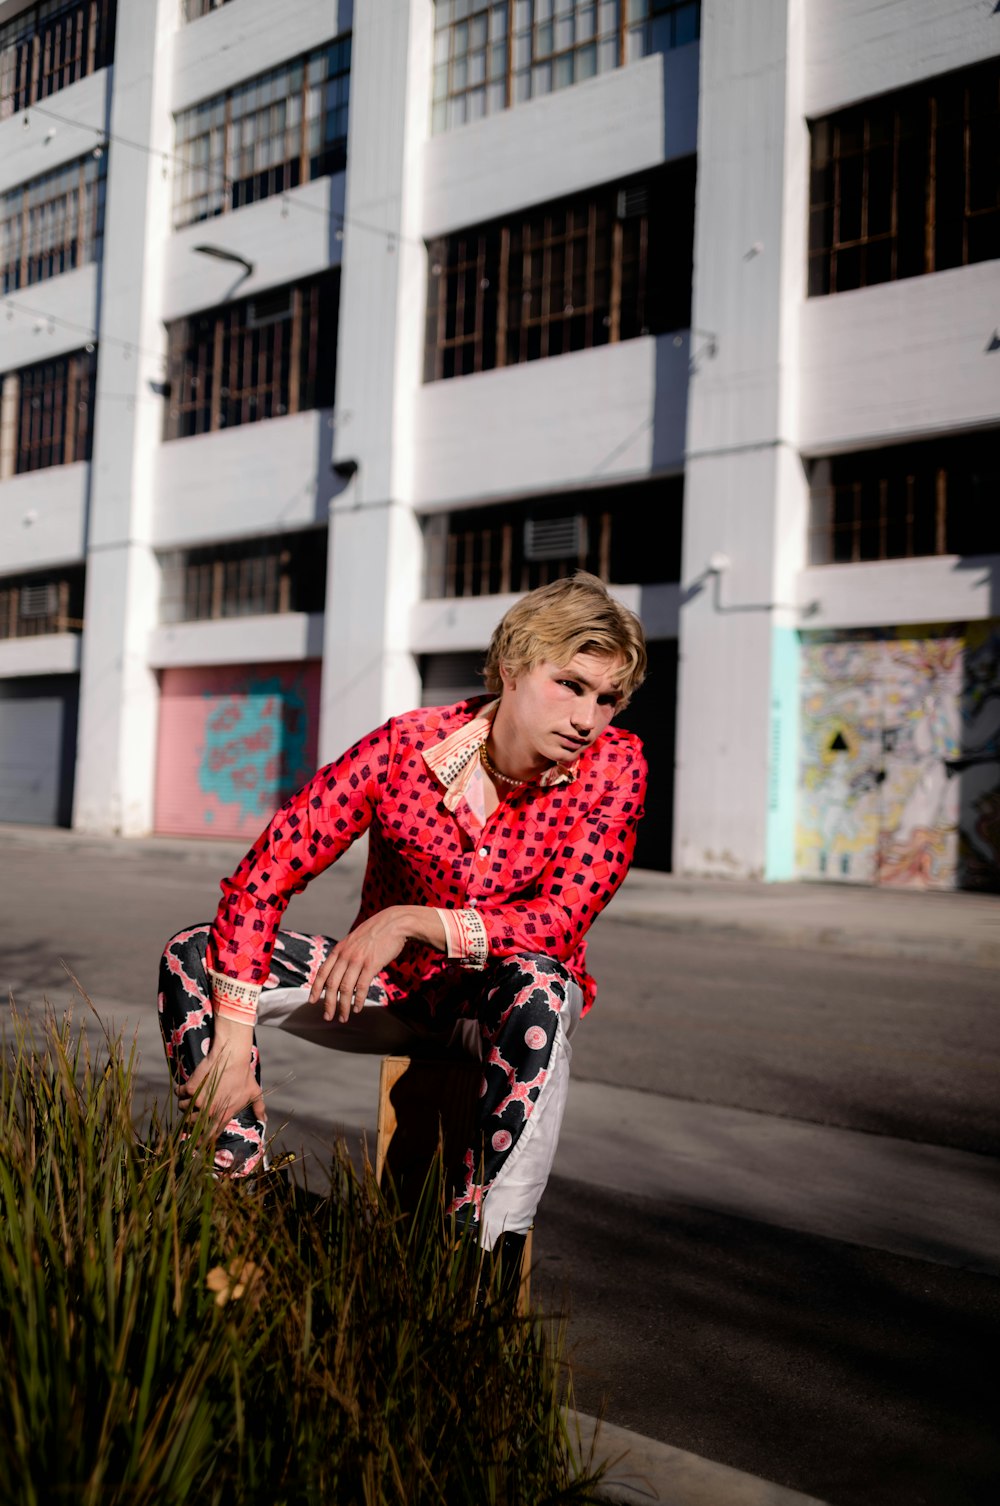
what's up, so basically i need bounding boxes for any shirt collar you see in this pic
[423,698,578,810]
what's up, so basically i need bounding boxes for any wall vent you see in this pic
[247,288,293,328]
[523,515,587,562]
[19,583,59,619]
[616,185,649,220]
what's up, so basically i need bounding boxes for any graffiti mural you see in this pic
[797,623,1000,892]
[155,663,321,840]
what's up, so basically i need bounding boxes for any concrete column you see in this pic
[72,0,176,834]
[0,374,19,481]
[673,0,808,880]
[319,0,431,757]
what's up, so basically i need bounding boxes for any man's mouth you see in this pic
[557,733,588,751]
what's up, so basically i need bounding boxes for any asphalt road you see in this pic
[2,830,998,1506]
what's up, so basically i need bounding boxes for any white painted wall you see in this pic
[171,0,353,112]
[73,0,178,835]
[675,0,808,880]
[800,555,1000,631]
[0,463,89,571]
[162,175,345,322]
[320,0,430,754]
[1,264,99,370]
[411,334,688,509]
[153,408,341,548]
[410,581,680,655]
[0,633,81,678]
[0,68,106,195]
[421,45,698,237]
[321,495,424,760]
[804,0,1000,116]
[148,612,325,669]
[798,261,1000,454]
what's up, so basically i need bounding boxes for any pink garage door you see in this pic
[155,662,321,840]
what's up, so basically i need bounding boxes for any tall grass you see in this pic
[0,1008,603,1505]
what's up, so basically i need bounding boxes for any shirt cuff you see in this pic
[436,907,489,970]
[208,968,262,1025]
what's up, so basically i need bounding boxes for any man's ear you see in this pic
[498,661,516,692]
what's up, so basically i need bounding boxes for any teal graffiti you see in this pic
[198,676,309,819]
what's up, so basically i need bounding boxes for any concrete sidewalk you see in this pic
[3,821,997,968]
[577,1414,829,1506]
[611,868,1000,970]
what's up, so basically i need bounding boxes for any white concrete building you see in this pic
[0,0,997,890]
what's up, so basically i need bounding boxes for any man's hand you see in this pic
[309,906,445,1022]
[176,1016,264,1127]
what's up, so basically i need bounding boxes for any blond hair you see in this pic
[483,572,647,706]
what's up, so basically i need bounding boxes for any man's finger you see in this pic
[310,950,337,1005]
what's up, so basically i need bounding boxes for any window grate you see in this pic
[425,160,695,381]
[524,515,587,561]
[19,583,59,618]
[430,0,700,135]
[164,272,338,440]
[172,34,351,228]
[0,0,117,119]
[808,57,1000,297]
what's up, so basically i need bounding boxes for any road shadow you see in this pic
[534,1176,1000,1506]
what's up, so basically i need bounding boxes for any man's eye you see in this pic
[559,680,581,693]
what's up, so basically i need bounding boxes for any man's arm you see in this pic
[307,905,447,1022]
[205,716,399,1023]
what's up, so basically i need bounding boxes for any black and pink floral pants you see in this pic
[157,926,582,1248]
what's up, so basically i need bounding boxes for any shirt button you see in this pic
[478,847,489,858]
[468,897,478,908]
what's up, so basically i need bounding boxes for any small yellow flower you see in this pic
[206,1258,263,1309]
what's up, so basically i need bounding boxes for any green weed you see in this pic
[0,1008,603,1505]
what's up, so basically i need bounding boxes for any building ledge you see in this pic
[0,633,81,679]
[411,582,679,652]
[148,612,324,669]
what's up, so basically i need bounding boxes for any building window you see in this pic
[423,478,683,596]
[182,0,236,21]
[0,566,84,639]
[431,0,699,132]
[164,273,338,441]
[0,153,106,294]
[809,58,1000,296]
[158,530,327,622]
[172,36,351,228]
[12,348,96,473]
[809,432,1000,564]
[425,161,694,379]
[0,0,116,118]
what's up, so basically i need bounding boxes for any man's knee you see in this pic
[490,952,573,997]
[161,923,211,963]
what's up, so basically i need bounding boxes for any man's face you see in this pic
[499,650,624,765]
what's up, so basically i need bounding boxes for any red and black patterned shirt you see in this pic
[206,696,647,1024]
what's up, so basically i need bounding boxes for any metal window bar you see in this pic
[808,57,1000,297]
[430,0,699,133]
[172,36,351,229]
[0,0,115,119]
[0,152,106,292]
[428,166,685,380]
[182,0,236,21]
[164,272,337,440]
[809,433,1000,563]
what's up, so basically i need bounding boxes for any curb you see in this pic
[572,1413,830,1506]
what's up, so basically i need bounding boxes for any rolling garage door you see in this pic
[154,662,322,841]
[0,675,79,826]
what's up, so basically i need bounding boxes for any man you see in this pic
[158,571,647,1265]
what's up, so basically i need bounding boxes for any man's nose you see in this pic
[572,697,597,731]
